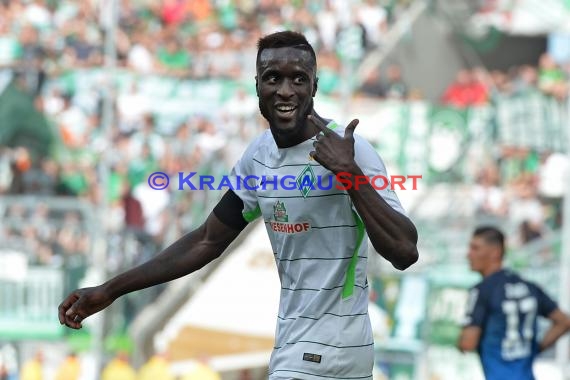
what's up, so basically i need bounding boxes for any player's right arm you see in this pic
[58,190,248,329]
[457,287,486,353]
[457,326,482,353]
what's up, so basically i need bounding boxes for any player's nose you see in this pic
[276,79,294,98]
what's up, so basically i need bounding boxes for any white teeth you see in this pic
[276,106,295,112]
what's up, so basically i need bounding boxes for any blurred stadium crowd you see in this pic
[0,0,569,379]
[0,0,412,81]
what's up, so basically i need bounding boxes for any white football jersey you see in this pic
[230,121,406,380]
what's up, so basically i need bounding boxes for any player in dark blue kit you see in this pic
[458,226,570,380]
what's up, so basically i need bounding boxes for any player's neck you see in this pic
[481,264,503,278]
[272,110,327,148]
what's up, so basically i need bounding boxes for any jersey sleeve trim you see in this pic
[328,120,339,130]
[243,203,262,222]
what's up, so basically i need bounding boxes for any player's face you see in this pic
[257,47,317,146]
[467,236,491,273]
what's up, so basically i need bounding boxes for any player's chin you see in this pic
[272,119,300,134]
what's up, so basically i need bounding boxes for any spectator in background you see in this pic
[56,161,89,197]
[316,1,339,52]
[223,88,258,120]
[117,82,150,134]
[7,147,32,194]
[489,69,513,96]
[161,0,188,26]
[126,32,155,74]
[508,173,545,240]
[194,118,227,160]
[538,152,569,229]
[0,363,15,380]
[19,351,44,380]
[127,143,159,188]
[0,16,20,67]
[442,69,473,107]
[20,159,58,195]
[512,65,538,95]
[470,67,491,104]
[65,28,100,67]
[519,220,542,244]
[0,149,13,194]
[187,0,213,22]
[132,170,170,240]
[137,353,174,380]
[382,64,408,100]
[15,24,45,96]
[23,0,52,31]
[359,68,385,98]
[472,164,508,220]
[357,0,388,49]
[156,37,191,76]
[101,353,136,380]
[122,182,145,232]
[56,94,89,148]
[537,53,568,100]
[128,114,165,161]
[54,353,80,380]
[42,87,65,116]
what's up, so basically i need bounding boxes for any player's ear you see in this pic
[492,245,502,262]
[313,76,318,96]
[255,76,259,97]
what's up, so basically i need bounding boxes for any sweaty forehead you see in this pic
[258,47,315,71]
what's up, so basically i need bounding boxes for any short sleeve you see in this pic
[534,284,558,318]
[353,134,407,216]
[228,136,262,222]
[462,287,488,328]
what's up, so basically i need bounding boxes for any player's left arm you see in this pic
[535,285,570,352]
[309,116,418,270]
[538,309,570,352]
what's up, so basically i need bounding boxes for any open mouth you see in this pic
[275,104,297,119]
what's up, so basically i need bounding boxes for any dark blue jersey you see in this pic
[462,269,558,380]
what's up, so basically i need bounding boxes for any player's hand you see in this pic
[58,286,114,329]
[308,115,359,174]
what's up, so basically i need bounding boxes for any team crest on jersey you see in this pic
[273,201,288,222]
[271,200,311,234]
[296,164,316,198]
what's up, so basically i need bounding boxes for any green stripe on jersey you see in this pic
[342,210,365,299]
[242,204,261,222]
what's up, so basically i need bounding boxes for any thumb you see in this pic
[344,119,359,138]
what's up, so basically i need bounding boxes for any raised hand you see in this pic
[308,115,360,174]
[58,286,114,329]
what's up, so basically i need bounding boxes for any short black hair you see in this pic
[473,226,505,257]
[256,31,317,70]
